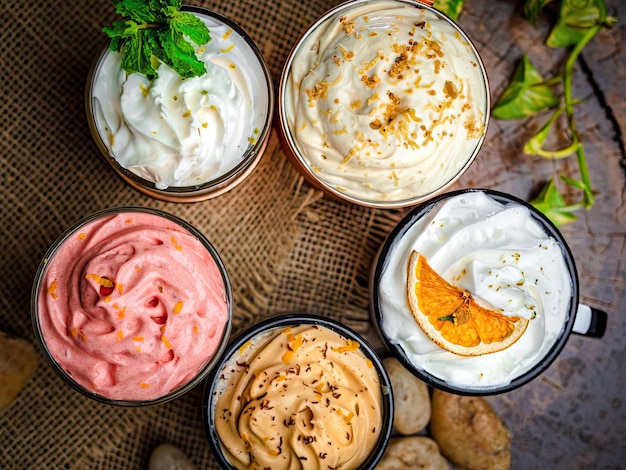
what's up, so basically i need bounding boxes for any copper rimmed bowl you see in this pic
[278,0,490,208]
[86,6,274,202]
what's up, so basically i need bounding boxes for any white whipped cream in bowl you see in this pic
[86,6,273,202]
[370,189,582,395]
[278,0,489,208]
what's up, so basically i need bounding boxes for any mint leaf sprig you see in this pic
[103,0,211,80]
[492,0,617,227]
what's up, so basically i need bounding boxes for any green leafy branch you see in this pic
[103,0,211,80]
[492,0,616,226]
[435,0,616,226]
[434,0,465,21]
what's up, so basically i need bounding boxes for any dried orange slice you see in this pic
[406,250,529,356]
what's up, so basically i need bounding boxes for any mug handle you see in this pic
[572,304,607,338]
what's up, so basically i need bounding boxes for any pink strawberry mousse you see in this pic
[37,211,229,401]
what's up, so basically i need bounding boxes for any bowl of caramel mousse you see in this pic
[203,314,393,469]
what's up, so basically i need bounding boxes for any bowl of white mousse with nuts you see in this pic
[278,0,489,208]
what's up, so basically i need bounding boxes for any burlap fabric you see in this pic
[2,0,625,468]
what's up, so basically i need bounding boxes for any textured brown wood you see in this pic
[453,2,626,469]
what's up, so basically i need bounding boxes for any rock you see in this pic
[148,443,198,470]
[383,356,431,434]
[0,331,38,411]
[430,389,511,470]
[377,436,449,470]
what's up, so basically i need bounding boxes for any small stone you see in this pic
[383,356,431,434]
[0,331,38,410]
[377,436,449,470]
[430,389,511,470]
[148,443,198,470]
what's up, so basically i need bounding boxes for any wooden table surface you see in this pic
[447,1,626,468]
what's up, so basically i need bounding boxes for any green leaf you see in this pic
[170,11,211,46]
[159,29,206,79]
[524,108,562,155]
[546,0,609,48]
[113,0,181,22]
[437,314,455,323]
[114,0,158,23]
[102,0,210,79]
[523,106,580,158]
[108,36,125,52]
[530,179,579,226]
[492,54,560,120]
[120,30,158,78]
[518,0,615,223]
[547,21,591,48]
[560,175,588,192]
[102,19,130,41]
[434,0,465,21]
[523,0,555,26]
[143,28,165,62]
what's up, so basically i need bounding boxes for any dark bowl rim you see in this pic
[202,313,394,469]
[370,188,580,396]
[276,0,491,209]
[85,5,275,199]
[30,205,234,406]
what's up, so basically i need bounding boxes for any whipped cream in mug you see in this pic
[283,0,488,203]
[91,12,270,189]
[378,191,573,389]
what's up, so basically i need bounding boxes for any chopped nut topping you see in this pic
[361,74,380,88]
[339,16,355,36]
[305,81,330,106]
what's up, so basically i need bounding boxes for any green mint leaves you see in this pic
[103,0,211,80]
